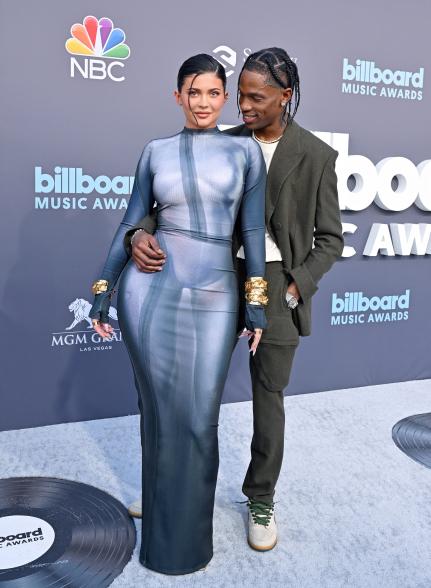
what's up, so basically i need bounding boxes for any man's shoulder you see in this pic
[221,124,251,137]
[295,122,337,161]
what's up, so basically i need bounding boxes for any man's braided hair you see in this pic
[238,47,300,122]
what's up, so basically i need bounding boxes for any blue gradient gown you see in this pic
[91,126,266,574]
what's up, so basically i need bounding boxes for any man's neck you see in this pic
[253,121,288,143]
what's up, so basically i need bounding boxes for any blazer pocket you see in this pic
[281,275,301,336]
[291,306,300,332]
[261,314,299,346]
[281,277,290,310]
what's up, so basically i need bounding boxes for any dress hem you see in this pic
[139,554,213,575]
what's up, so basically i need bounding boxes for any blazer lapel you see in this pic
[265,120,304,224]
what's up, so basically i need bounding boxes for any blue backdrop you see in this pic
[0,0,430,431]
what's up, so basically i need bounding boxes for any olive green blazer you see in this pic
[124,120,343,337]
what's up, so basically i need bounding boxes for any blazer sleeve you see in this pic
[123,209,158,256]
[288,152,344,301]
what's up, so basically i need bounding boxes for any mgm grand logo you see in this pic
[51,298,122,351]
[0,527,44,548]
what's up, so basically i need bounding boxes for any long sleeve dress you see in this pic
[90,126,266,574]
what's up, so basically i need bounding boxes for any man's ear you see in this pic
[282,87,293,104]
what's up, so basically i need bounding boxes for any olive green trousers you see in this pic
[237,260,299,503]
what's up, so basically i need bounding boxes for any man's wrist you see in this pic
[285,291,299,310]
[131,229,144,246]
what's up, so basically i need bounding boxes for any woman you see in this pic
[89,54,268,575]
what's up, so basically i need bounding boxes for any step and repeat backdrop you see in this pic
[1,1,430,430]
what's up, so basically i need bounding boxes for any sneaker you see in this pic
[127,497,142,518]
[247,499,277,551]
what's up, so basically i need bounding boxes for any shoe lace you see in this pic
[248,500,274,527]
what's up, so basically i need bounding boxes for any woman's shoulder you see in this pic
[146,131,182,149]
[138,132,182,161]
[219,132,257,154]
[230,135,262,163]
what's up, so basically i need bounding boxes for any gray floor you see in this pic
[1,379,431,588]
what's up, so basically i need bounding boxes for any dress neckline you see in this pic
[182,126,220,135]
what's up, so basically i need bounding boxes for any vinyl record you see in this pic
[392,412,431,468]
[0,477,136,586]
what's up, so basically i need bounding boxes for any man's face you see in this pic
[238,69,291,131]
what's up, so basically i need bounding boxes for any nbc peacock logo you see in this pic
[65,16,130,83]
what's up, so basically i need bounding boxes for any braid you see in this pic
[237,47,300,122]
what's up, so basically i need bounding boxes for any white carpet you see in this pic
[1,379,431,587]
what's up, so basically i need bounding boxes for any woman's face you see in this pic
[175,73,228,129]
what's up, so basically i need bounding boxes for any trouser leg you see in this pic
[242,343,297,503]
[237,260,299,503]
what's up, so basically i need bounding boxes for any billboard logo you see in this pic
[0,516,55,570]
[66,16,130,82]
[330,289,410,326]
[341,58,424,101]
[34,166,134,211]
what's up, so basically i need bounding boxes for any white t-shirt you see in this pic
[237,136,283,262]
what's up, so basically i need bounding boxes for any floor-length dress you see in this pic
[94,126,266,574]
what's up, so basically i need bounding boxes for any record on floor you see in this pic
[0,477,136,586]
[392,412,431,468]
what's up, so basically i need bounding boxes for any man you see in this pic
[123,48,343,551]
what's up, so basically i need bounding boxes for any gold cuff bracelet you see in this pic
[91,279,109,295]
[244,277,268,306]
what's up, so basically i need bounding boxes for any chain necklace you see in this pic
[252,130,283,144]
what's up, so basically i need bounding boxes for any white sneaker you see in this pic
[127,497,142,518]
[247,499,277,551]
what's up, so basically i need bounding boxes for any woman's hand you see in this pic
[243,303,266,356]
[249,328,262,355]
[240,327,263,356]
[92,319,114,340]
[89,290,113,337]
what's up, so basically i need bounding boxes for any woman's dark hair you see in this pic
[177,53,227,92]
[238,47,300,122]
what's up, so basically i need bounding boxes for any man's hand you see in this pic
[132,230,166,273]
[287,281,301,301]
